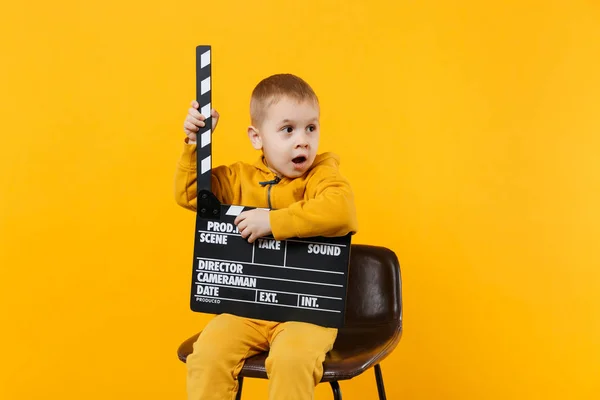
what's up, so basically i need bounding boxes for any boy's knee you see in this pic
[188,315,244,365]
[266,348,325,385]
[194,314,244,347]
[187,338,228,372]
[190,336,227,360]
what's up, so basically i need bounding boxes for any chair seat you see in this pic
[177,321,401,382]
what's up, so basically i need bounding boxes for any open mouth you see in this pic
[292,156,307,165]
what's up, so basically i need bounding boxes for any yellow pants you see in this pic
[186,313,337,400]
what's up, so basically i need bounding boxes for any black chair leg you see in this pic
[374,364,387,400]
[235,376,244,400]
[329,380,342,400]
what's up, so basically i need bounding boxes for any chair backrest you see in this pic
[343,244,402,328]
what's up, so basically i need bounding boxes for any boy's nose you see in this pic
[295,134,309,148]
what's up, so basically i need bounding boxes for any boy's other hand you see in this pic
[234,209,272,243]
[183,100,220,144]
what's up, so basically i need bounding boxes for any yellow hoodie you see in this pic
[174,143,358,240]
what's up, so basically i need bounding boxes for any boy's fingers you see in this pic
[184,121,200,132]
[189,108,204,120]
[234,213,246,225]
[186,116,205,128]
[211,109,220,131]
[183,121,198,132]
[191,100,199,109]
[237,220,247,231]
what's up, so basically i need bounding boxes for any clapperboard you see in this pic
[190,46,351,328]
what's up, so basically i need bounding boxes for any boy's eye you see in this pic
[282,126,293,133]
[307,125,316,132]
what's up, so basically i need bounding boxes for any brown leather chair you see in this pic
[177,244,402,400]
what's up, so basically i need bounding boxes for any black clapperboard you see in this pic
[190,46,351,328]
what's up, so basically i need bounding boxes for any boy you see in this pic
[175,74,358,400]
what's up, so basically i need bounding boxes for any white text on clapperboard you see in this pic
[195,219,344,312]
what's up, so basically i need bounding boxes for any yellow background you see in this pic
[1,0,599,399]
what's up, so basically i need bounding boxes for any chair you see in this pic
[177,244,402,400]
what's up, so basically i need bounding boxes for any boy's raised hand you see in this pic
[234,209,272,243]
[183,100,220,144]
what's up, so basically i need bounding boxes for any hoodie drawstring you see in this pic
[259,176,281,209]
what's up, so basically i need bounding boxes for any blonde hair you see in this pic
[250,74,319,126]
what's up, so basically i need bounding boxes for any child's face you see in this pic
[249,96,320,179]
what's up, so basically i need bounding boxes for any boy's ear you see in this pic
[247,126,262,150]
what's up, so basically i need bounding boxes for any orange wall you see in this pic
[1,1,599,399]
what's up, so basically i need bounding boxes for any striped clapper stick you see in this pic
[195,45,221,220]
